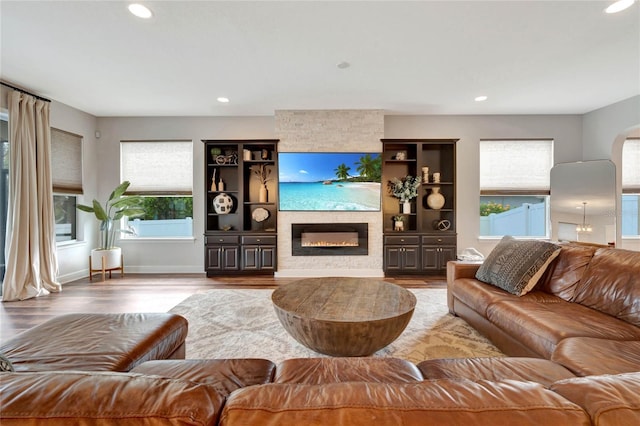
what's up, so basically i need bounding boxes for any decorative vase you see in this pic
[213,193,234,214]
[402,200,411,214]
[394,220,404,231]
[427,187,445,210]
[259,185,268,203]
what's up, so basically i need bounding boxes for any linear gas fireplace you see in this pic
[292,223,368,256]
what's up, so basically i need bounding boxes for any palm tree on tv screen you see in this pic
[334,163,351,181]
[356,154,381,181]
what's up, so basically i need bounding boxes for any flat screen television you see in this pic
[278,152,381,211]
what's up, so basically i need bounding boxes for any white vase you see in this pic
[91,247,122,270]
[427,187,445,210]
[402,200,411,214]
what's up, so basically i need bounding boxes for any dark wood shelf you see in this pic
[382,139,457,276]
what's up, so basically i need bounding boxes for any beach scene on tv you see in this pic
[278,152,382,211]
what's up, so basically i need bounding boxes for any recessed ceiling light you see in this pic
[475,95,488,102]
[217,97,230,103]
[336,61,350,69]
[605,0,635,13]
[128,3,153,19]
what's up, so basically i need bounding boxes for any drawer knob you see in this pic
[437,238,442,242]
[219,238,224,242]
[256,239,261,242]
[400,239,405,242]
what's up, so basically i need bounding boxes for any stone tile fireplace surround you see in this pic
[275,110,384,277]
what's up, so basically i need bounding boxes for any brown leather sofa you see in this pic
[447,244,640,376]
[1,356,639,425]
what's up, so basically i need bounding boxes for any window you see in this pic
[120,140,193,238]
[51,128,83,242]
[479,140,553,238]
[622,138,640,238]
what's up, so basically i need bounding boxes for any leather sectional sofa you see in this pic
[447,243,640,376]
[1,243,639,425]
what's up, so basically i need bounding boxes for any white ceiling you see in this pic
[1,1,639,117]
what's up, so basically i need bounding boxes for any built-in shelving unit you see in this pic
[381,139,458,275]
[202,139,279,276]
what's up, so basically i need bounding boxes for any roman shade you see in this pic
[480,140,553,194]
[120,140,193,195]
[51,128,83,194]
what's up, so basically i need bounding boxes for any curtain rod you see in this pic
[1,81,51,103]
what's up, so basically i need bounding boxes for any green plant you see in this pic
[392,215,406,222]
[480,201,511,216]
[388,175,422,201]
[77,181,145,249]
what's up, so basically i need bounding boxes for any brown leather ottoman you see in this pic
[418,357,575,387]
[0,313,188,372]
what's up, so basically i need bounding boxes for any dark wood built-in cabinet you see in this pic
[381,139,457,275]
[202,139,278,276]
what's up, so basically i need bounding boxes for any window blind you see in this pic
[622,138,640,193]
[480,140,553,193]
[120,140,193,195]
[51,128,83,194]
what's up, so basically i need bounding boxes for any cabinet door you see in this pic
[384,246,403,271]
[439,246,457,269]
[259,245,276,270]
[222,246,240,270]
[206,246,223,271]
[403,246,420,271]
[421,247,439,270]
[242,246,260,270]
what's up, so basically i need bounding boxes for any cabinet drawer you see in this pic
[206,235,239,245]
[422,235,457,246]
[242,235,277,245]
[384,236,420,245]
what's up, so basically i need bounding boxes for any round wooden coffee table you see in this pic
[271,277,416,356]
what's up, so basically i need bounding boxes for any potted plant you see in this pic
[392,215,406,231]
[77,181,145,271]
[388,175,422,214]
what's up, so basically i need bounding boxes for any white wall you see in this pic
[384,115,583,257]
[582,95,640,251]
[95,116,275,274]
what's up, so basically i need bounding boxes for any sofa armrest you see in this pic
[446,261,483,314]
[0,371,224,425]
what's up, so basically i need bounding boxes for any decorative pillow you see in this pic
[0,352,14,372]
[475,236,561,296]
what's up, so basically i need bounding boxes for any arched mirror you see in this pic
[550,160,616,246]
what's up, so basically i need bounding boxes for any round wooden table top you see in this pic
[271,277,417,356]
[272,277,416,322]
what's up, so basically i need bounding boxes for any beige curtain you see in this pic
[2,91,61,301]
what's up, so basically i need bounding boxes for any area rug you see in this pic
[169,288,504,364]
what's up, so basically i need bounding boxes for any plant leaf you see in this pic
[77,204,95,213]
[109,181,130,202]
[92,200,108,221]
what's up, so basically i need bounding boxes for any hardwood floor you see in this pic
[0,273,446,340]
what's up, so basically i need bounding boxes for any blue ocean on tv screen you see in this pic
[278,152,381,211]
